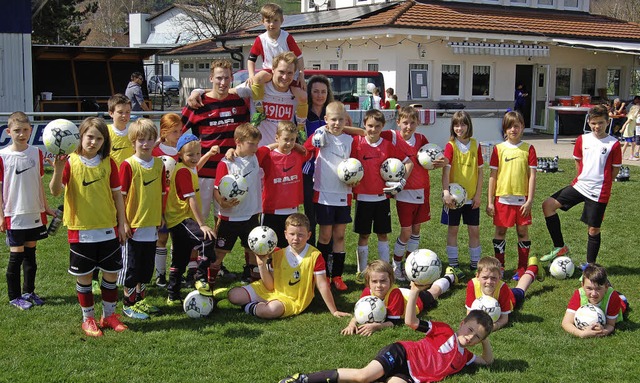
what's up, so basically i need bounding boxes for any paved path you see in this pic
[525,134,639,166]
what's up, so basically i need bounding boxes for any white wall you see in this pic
[0,33,33,113]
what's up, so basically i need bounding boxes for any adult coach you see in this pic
[125,72,150,116]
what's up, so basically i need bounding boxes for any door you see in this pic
[515,65,533,130]
[533,64,550,131]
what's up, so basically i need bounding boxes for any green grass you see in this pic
[0,161,637,383]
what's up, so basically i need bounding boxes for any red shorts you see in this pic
[396,200,430,228]
[493,198,532,228]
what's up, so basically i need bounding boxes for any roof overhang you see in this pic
[551,38,640,55]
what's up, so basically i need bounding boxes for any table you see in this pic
[548,106,591,143]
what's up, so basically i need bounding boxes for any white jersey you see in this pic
[216,155,262,221]
[0,145,46,229]
[313,129,354,206]
[572,133,621,203]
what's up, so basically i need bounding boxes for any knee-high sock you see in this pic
[587,233,601,264]
[545,214,564,248]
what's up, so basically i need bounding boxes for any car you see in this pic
[148,75,180,95]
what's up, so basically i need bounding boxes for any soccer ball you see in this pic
[574,303,605,330]
[380,158,406,182]
[218,174,249,202]
[183,290,215,318]
[42,119,80,155]
[470,295,502,322]
[448,183,467,209]
[336,158,364,185]
[354,296,387,324]
[248,226,278,256]
[417,143,444,170]
[160,155,177,181]
[549,256,575,280]
[404,249,442,285]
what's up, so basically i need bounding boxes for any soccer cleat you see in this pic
[155,273,167,288]
[22,292,45,306]
[136,299,161,314]
[279,373,308,383]
[445,266,465,283]
[123,304,150,320]
[195,280,214,296]
[332,276,348,291]
[218,264,237,280]
[213,287,229,301]
[91,279,101,295]
[100,314,128,332]
[393,262,407,282]
[81,317,103,337]
[241,264,252,284]
[166,297,182,307]
[355,272,365,284]
[9,297,33,310]
[528,256,545,282]
[540,245,570,262]
[512,268,525,281]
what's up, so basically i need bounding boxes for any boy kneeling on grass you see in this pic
[227,213,350,319]
[280,282,494,383]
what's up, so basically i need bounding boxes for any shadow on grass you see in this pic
[617,319,639,332]
[508,311,544,325]
[37,294,82,306]
[604,265,640,278]
[526,284,556,299]
[459,358,529,376]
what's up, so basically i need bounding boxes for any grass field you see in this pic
[0,160,637,383]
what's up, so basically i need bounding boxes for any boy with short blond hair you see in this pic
[1,111,54,309]
[227,213,350,319]
[118,118,166,319]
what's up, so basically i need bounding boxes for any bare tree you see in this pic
[176,0,261,39]
[591,0,640,23]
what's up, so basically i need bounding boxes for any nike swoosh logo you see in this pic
[504,157,518,162]
[288,279,301,286]
[362,155,377,160]
[112,146,127,151]
[282,166,294,173]
[243,170,253,177]
[15,166,34,174]
[143,177,158,186]
[82,178,102,186]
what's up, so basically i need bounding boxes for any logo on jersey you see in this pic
[82,178,102,187]
[273,175,298,184]
[282,165,295,173]
[362,155,379,161]
[209,118,235,127]
[112,146,128,152]
[601,147,607,154]
[15,166,34,175]
[504,157,518,162]
[143,177,158,186]
[288,270,301,286]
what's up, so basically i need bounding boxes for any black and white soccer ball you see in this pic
[218,174,249,202]
[380,158,406,182]
[470,295,501,322]
[43,119,80,155]
[574,303,605,330]
[337,158,364,185]
[183,290,215,318]
[549,256,575,280]
[417,143,444,170]
[404,249,442,285]
[354,296,387,324]
[448,183,467,209]
[160,155,177,182]
[248,226,278,256]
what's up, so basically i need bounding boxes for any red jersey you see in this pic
[181,94,250,178]
[566,288,622,319]
[257,146,306,214]
[398,321,476,382]
[361,287,405,320]
[465,278,515,315]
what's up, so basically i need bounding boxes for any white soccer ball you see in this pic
[549,256,575,280]
[574,303,606,330]
[43,119,80,155]
[404,249,442,285]
[354,295,387,324]
[380,158,406,182]
[471,295,502,322]
[448,183,467,209]
[248,225,278,256]
[417,143,444,170]
[218,174,249,202]
[337,158,364,185]
[160,155,177,181]
[183,290,215,318]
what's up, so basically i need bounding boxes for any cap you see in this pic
[176,134,199,152]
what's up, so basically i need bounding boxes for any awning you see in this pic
[552,38,640,55]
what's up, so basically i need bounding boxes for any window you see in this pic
[564,0,578,7]
[367,63,379,72]
[346,62,358,71]
[182,63,195,72]
[472,65,491,97]
[308,61,321,70]
[537,0,554,6]
[555,68,571,96]
[441,64,461,97]
[581,68,596,95]
[197,62,210,72]
[607,68,621,96]
[312,64,321,70]
[631,69,640,97]
[510,0,527,3]
[328,62,339,70]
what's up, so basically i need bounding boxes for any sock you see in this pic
[433,277,451,293]
[76,282,94,321]
[377,240,390,263]
[357,246,368,273]
[307,370,339,383]
[123,287,137,305]
[393,238,406,260]
[407,234,420,253]
[525,268,537,279]
[155,247,167,275]
[332,252,346,277]
[587,233,601,264]
[517,241,531,270]
[492,239,506,267]
[22,246,37,294]
[446,246,459,268]
[100,278,118,318]
[6,251,25,300]
[469,246,481,269]
[167,267,182,298]
[545,214,564,248]
[317,242,333,276]
[138,284,146,300]
[244,301,259,316]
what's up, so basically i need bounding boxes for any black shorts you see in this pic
[420,290,438,311]
[551,186,608,228]
[353,199,391,235]
[373,343,412,383]
[216,214,260,251]
[119,239,156,288]
[315,203,352,226]
[261,213,289,249]
[68,238,122,276]
[440,204,480,226]
[169,218,215,270]
[6,225,47,247]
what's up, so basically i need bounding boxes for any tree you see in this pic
[175,0,262,39]
[32,0,98,45]
[591,0,640,23]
